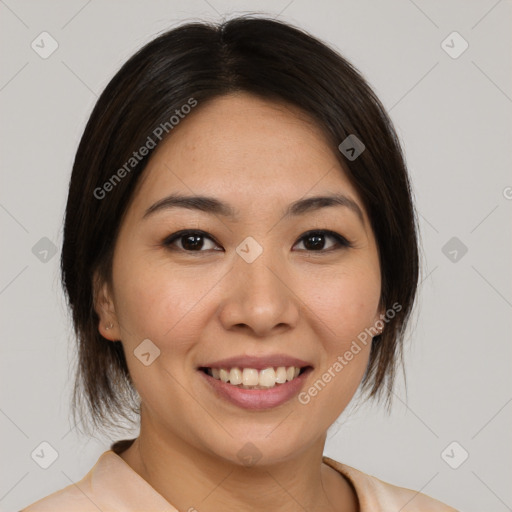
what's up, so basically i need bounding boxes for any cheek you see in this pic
[301,263,381,337]
[297,261,380,405]
[112,255,219,355]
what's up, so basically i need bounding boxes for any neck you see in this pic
[118,415,358,512]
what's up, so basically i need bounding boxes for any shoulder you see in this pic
[322,456,459,512]
[20,448,177,512]
[20,481,95,512]
[21,451,111,512]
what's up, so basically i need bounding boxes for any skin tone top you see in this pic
[95,92,382,511]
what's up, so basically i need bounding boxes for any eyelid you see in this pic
[162,229,222,251]
[162,228,353,253]
[292,229,353,251]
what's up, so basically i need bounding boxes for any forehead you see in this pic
[130,92,365,219]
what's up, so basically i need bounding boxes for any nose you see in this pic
[217,253,301,338]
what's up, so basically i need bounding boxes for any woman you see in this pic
[22,15,458,511]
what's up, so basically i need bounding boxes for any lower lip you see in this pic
[198,369,312,410]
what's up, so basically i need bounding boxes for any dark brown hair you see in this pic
[61,15,419,432]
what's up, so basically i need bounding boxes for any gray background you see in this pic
[1,1,511,511]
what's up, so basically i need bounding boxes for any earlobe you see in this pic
[93,273,121,341]
[373,306,387,336]
[99,319,120,341]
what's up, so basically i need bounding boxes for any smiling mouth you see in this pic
[199,366,311,389]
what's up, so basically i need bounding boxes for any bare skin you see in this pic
[95,92,383,511]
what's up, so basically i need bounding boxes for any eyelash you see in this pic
[162,229,353,254]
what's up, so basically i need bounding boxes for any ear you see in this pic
[93,270,121,341]
[371,304,387,336]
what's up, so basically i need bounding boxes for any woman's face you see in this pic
[98,92,383,464]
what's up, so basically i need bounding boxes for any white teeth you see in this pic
[258,368,276,387]
[229,367,242,385]
[206,365,304,388]
[275,367,287,384]
[242,368,259,386]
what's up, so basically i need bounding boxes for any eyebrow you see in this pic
[143,192,364,225]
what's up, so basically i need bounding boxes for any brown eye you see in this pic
[293,230,351,252]
[163,230,221,252]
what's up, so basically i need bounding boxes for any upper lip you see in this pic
[199,354,313,371]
